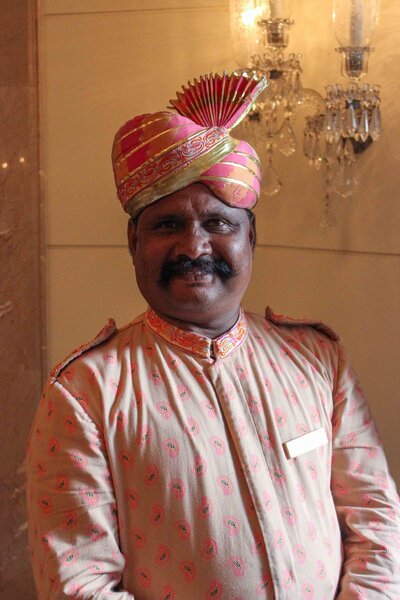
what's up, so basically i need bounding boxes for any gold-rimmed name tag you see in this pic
[283,427,328,459]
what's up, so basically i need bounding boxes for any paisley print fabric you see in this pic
[27,309,400,599]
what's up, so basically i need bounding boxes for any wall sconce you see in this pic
[230,0,324,196]
[304,0,381,211]
[230,0,381,219]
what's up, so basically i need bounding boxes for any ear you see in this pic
[127,218,137,264]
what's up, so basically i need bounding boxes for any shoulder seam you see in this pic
[265,306,340,341]
[50,318,118,380]
[51,378,102,430]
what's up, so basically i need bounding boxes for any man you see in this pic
[27,72,400,599]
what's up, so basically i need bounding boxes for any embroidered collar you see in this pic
[145,307,248,360]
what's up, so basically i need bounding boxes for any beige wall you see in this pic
[41,0,400,486]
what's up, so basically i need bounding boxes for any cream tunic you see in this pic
[27,308,400,599]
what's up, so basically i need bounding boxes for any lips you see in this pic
[176,268,213,282]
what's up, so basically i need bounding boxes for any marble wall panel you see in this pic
[244,245,400,486]
[0,0,30,85]
[42,7,234,247]
[47,246,146,368]
[0,1,41,597]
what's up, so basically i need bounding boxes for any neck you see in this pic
[151,306,241,339]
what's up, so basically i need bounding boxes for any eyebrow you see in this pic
[151,213,181,220]
[201,210,231,218]
[148,210,232,222]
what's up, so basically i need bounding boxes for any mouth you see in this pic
[176,269,213,282]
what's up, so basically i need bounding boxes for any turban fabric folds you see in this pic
[112,72,268,218]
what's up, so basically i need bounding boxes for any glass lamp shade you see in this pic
[333,0,380,47]
[230,0,293,66]
[230,0,267,67]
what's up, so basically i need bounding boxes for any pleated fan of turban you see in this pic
[112,71,268,218]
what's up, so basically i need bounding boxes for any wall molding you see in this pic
[43,0,228,15]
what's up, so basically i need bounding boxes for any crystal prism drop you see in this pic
[281,77,291,100]
[333,161,358,198]
[293,72,304,104]
[344,104,357,137]
[323,109,334,143]
[332,111,341,142]
[303,133,316,160]
[343,138,356,165]
[275,78,284,101]
[325,85,334,99]
[277,118,296,157]
[370,106,382,141]
[263,157,282,196]
[339,110,346,137]
[358,109,369,142]
[334,84,343,97]
[324,140,338,165]
[312,139,323,170]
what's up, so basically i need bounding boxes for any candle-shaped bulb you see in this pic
[269,0,292,19]
[350,0,364,46]
[333,0,379,47]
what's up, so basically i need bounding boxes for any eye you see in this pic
[205,218,234,232]
[153,219,180,231]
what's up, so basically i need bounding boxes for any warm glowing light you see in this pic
[241,6,264,27]
[1,162,8,169]
[19,156,25,163]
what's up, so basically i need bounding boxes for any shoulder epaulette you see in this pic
[265,306,340,341]
[50,318,117,380]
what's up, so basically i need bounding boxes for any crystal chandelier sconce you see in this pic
[230,0,311,196]
[304,0,381,201]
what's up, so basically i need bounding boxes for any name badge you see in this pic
[283,427,328,459]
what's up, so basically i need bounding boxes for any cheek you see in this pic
[135,242,162,272]
[224,247,253,294]
[134,253,156,289]
[136,262,159,287]
[237,252,253,289]
[230,242,253,272]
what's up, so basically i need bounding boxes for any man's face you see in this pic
[128,183,255,333]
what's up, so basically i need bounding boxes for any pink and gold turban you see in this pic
[112,72,268,218]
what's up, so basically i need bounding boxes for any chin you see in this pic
[169,295,216,312]
[166,281,220,304]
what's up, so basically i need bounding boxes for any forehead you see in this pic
[138,183,245,222]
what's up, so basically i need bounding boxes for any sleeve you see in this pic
[331,343,400,599]
[26,377,136,599]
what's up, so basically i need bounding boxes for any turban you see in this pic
[112,71,268,218]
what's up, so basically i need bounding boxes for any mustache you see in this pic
[159,255,236,286]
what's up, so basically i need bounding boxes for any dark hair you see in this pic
[245,209,256,248]
[245,208,254,222]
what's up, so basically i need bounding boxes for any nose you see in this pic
[173,225,212,260]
